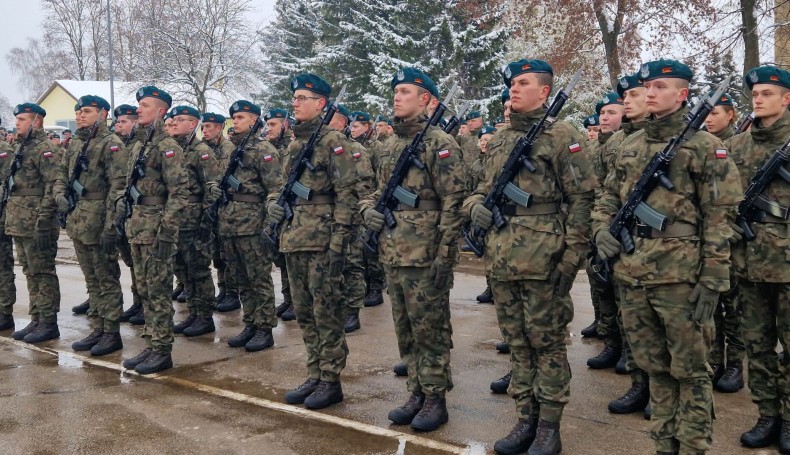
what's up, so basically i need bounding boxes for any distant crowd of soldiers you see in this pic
[1,57,789,455]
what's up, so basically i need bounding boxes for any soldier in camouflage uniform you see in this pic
[361,67,466,432]
[202,112,240,313]
[119,86,190,375]
[458,111,483,167]
[54,95,127,356]
[270,74,360,410]
[6,103,62,344]
[265,108,294,320]
[727,66,790,452]
[168,106,220,338]
[473,125,496,303]
[213,100,282,352]
[593,60,742,455]
[0,118,16,331]
[583,114,600,143]
[361,115,389,308]
[465,60,595,455]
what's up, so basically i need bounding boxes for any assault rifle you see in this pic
[57,121,100,228]
[735,136,790,240]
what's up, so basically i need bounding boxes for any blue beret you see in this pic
[264,108,288,121]
[465,111,482,121]
[374,114,390,124]
[583,114,599,128]
[595,92,624,115]
[14,103,46,118]
[491,117,505,126]
[617,73,643,97]
[350,111,371,122]
[74,103,80,112]
[391,67,439,98]
[62,129,72,134]
[201,112,226,124]
[501,88,510,104]
[229,100,261,117]
[78,95,110,111]
[639,59,693,82]
[164,108,176,120]
[336,104,351,119]
[172,105,200,119]
[709,91,734,107]
[135,85,172,107]
[746,66,790,90]
[114,104,138,118]
[478,125,497,138]
[503,59,553,86]
[291,73,332,97]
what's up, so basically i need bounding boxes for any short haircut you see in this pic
[536,73,554,94]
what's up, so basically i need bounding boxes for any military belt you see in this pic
[81,192,107,201]
[395,199,441,211]
[293,195,335,206]
[11,189,44,196]
[228,193,262,203]
[137,196,166,206]
[502,203,559,216]
[633,222,697,239]
[187,195,202,203]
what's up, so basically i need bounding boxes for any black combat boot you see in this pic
[304,380,344,409]
[715,361,744,393]
[393,362,407,377]
[72,328,104,351]
[528,419,561,455]
[388,392,425,424]
[644,403,652,420]
[491,371,512,394]
[72,299,90,315]
[364,289,383,307]
[171,283,184,300]
[0,313,14,331]
[173,313,197,334]
[11,319,38,340]
[280,303,295,321]
[215,290,226,307]
[135,350,173,374]
[496,341,510,354]
[741,416,781,448]
[580,319,599,338]
[410,394,448,431]
[176,286,192,303]
[90,332,123,356]
[615,348,629,374]
[129,307,145,325]
[608,381,650,414]
[476,286,493,304]
[23,322,59,344]
[494,417,539,455]
[344,310,360,333]
[245,327,274,352]
[710,363,724,386]
[275,300,291,318]
[587,345,619,369]
[183,316,215,337]
[227,324,256,348]
[123,348,153,369]
[119,301,142,323]
[779,419,790,454]
[216,291,241,312]
[285,378,320,404]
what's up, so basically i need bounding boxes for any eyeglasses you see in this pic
[292,95,322,104]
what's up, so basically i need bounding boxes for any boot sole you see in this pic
[135,361,173,375]
[344,324,361,333]
[388,411,419,425]
[608,402,648,414]
[244,342,274,352]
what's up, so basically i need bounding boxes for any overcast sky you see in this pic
[0,0,277,106]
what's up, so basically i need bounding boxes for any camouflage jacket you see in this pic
[726,110,790,283]
[279,116,360,253]
[469,152,486,191]
[590,120,645,223]
[206,136,235,166]
[463,108,595,281]
[174,135,219,231]
[53,123,127,244]
[269,134,292,160]
[123,120,189,244]
[368,134,394,179]
[458,128,480,166]
[3,129,61,237]
[217,134,281,237]
[347,139,375,226]
[0,141,16,227]
[713,126,735,141]
[592,108,742,292]
[360,115,467,267]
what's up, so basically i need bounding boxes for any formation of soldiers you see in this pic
[0,57,789,455]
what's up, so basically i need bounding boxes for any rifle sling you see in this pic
[81,192,107,201]
[137,196,166,206]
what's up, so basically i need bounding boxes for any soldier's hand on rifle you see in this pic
[267,202,285,223]
[429,255,454,291]
[470,204,493,230]
[594,230,620,260]
[688,283,719,326]
[35,219,52,250]
[100,229,117,254]
[728,221,744,244]
[55,194,69,212]
[209,184,222,200]
[363,208,385,232]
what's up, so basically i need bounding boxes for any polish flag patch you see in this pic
[263,154,273,162]
[200,153,210,161]
[0,152,7,159]
[568,143,582,153]
[438,150,451,159]
[333,146,345,155]
[352,151,361,159]
[43,151,54,159]
[164,150,175,158]
[110,145,120,153]
[715,149,728,159]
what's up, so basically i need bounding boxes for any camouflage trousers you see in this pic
[130,243,175,353]
[176,230,215,318]
[14,232,60,323]
[0,231,16,314]
[610,278,645,385]
[221,234,276,329]
[273,252,291,303]
[384,265,454,396]
[709,284,745,366]
[285,251,347,382]
[739,280,790,419]
[173,250,187,291]
[342,229,366,313]
[619,283,713,454]
[587,267,621,349]
[117,237,141,307]
[491,279,572,423]
[211,231,237,295]
[73,240,122,333]
[362,231,385,292]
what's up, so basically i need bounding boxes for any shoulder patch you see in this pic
[715,149,727,159]
[164,150,175,158]
[0,152,7,159]
[263,154,273,162]
[568,143,582,153]
[352,150,362,159]
[200,153,210,161]
[43,151,54,159]
[110,145,120,153]
[333,146,344,155]
[438,149,451,159]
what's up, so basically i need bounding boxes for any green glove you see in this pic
[100,229,117,254]
[327,246,345,278]
[55,194,69,212]
[471,203,493,230]
[688,283,720,325]
[729,221,744,243]
[267,203,285,224]
[595,230,620,260]
[35,220,52,251]
[429,255,454,291]
[363,208,385,232]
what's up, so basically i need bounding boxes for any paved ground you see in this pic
[0,238,781,454]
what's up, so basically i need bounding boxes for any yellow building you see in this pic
[36,80,139,131]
